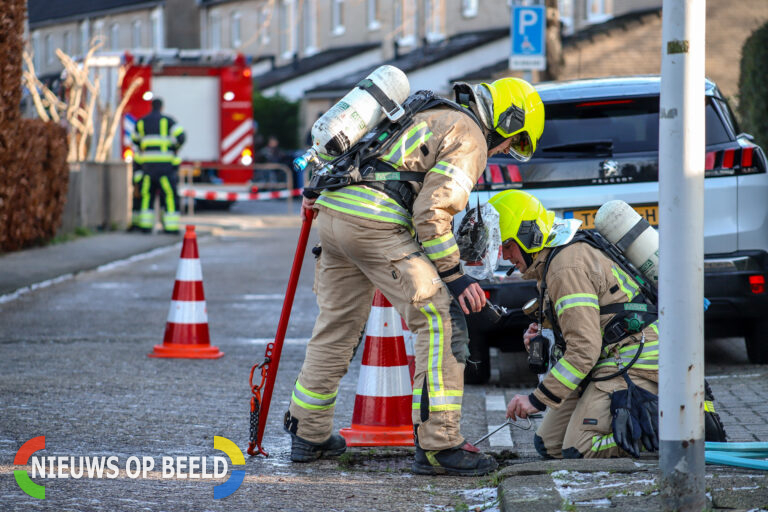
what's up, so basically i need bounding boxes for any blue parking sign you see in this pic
[510,5,546,71]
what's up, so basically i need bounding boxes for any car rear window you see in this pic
[538,96,730,154]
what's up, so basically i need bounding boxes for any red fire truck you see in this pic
[119,50,254,184]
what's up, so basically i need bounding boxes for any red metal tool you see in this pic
[248,207,314,457]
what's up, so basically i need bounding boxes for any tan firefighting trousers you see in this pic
[534,373,658,458]
[287,211,465,450]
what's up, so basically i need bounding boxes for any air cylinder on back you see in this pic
[594,199,659,284]
[310,65,410,158]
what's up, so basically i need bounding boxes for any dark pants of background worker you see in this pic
[131,164,181,233]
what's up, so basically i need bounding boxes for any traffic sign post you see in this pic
[509,5,546,72]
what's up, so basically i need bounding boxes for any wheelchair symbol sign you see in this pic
[510,5,546,70]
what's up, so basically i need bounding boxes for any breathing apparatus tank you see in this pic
[294,65,411,173]
[594,200,659,284]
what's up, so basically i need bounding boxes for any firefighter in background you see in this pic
[492,190,661,458]
[130,98,186,234]
[285,78,545,476]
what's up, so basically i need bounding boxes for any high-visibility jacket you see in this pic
[315,106,487,285]
[132,110,186,167]
[522,242,659,411]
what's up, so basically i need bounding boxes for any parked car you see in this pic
[460,75,768,383]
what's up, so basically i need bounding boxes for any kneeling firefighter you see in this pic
[493,190,727,458]
[284,72,545,476]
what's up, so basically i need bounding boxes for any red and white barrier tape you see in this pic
[179,187,303,202]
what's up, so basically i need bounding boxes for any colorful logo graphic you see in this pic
[213,436,245,499]
[14,436,46,499]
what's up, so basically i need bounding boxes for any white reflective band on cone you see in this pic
[167,300,208,324]
[365,306,403,338]
[356,365,412,397]
[175,259,203,281]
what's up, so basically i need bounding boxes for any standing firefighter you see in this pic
[285,77,545,476]
[131,98,186,234]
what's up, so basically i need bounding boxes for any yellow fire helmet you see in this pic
[481,77,545,162]
[488,189,555,254]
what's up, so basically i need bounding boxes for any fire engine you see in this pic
[119,50,255,184]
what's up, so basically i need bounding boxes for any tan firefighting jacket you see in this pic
[522,242,659,410]
[315,106,487,284]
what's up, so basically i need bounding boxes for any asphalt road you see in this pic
[0,198,761,511]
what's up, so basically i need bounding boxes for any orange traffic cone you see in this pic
[148,225,224,359]
[340,290,414,446]
[400,317,416,383]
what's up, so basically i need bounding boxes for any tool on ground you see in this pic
[472,417,533,446]
[247,208,314,457]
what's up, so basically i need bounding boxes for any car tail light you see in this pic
[741,146,754,168]
[483,290,491,299]
[721,148,735,169]
[123,148,133,163]
[749,275,765,294]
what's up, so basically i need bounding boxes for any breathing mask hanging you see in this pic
[456,200,501,281]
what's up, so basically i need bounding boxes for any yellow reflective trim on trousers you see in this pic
[554,293,599,317]
[591,434,617,452]
[140,174,151,211]
[429,404,462,411]
[159,175,176,214]
[295,381,338,401]
[420,302,445,393]
[705,400,715,413]
[291,393,334,411]
[137,154,177,163]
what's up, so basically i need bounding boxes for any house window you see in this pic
[558,0,574,35]
[231,11,242,48]
[150,7,164,50]
[279,1,298,57]
[586,0,611,23]
[44,34,54,64]
[259,6,271,45]
[110,23,120,50]
[394,0,416,47]
[209,11,221,49]
[132,20,142,48]
[303,0,317,54]
[79,19,90,54]
[332,0,345,36]
[424,0,444,43]
[94,20,105,46]
[62,31,71,55]
[367,0,380,30]
[32,31,41,70]
[462,0,478,18]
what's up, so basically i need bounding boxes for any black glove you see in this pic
[610,388,642,458]
[612,407,641,458]
[445,274,474,299]
[630,385,659,452]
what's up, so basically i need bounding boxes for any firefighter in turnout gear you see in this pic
[491,190,662,458]
[285,77,545,475]
[130,98,186,233]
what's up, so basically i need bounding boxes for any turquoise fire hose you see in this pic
[705,442,768,470]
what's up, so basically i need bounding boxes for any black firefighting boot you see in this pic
[413,440,498,476]
[284,412,346,462]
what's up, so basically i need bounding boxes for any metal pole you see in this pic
[658,0,706,509]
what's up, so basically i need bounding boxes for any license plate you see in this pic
[565,204,659,230]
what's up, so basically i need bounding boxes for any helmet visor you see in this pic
[507,131,534,162]
[495,103,525,137]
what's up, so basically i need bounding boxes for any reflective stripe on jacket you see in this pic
[523,242,659,409]
[316,106,487,283]
[132,111,186,165]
